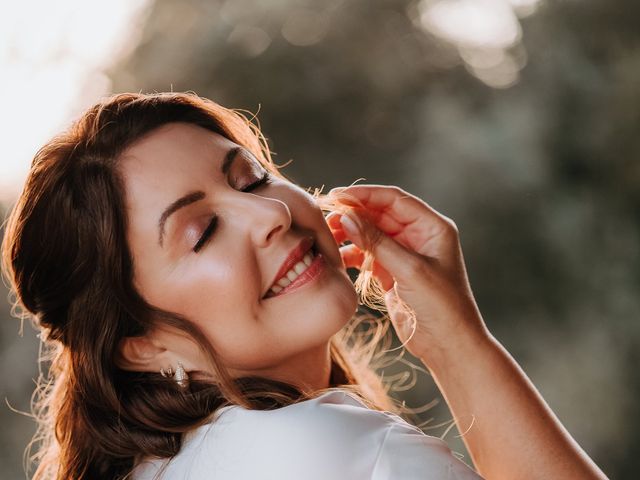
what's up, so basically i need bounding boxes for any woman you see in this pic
[1,92,607,479]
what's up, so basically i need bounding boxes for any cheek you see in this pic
[137,251,256,328]
[300,197,343,268]
[181,255,255,320]
[284,187,331,235]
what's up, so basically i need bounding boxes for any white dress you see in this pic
[132,389,484,480]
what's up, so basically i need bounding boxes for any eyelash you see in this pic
[192,171,273,253]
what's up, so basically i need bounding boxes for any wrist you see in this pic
[417,323,497,376]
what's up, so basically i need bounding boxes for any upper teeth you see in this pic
[269,250,315,295]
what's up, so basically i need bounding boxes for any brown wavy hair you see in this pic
[0,92,409,480]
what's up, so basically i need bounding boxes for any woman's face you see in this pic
[119,122,357,380]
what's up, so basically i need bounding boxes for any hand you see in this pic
[325,184,490,364]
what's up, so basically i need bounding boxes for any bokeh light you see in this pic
[0,0,151,201]
[1,1,638,478]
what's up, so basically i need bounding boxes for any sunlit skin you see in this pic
[116,122,358,393]
[322,185,608,480]
[114,121,608,479]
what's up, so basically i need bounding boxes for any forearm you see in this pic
[422,328,608,480]
[330,186,608,478]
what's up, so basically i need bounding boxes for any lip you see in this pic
[265,252,326,299]
[264,236,315,297]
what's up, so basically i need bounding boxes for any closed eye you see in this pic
[192,171,273,252]
[193,215,218,253]
[241,170,272,193]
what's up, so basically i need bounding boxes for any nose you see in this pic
[234,194,292,248]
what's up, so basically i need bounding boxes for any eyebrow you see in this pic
[157,146,242,247]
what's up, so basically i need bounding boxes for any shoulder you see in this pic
[202,389,402,448]
[371,420,484,479]
[132,389,483,480]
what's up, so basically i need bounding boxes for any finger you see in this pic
[329,210,393,248]
[330,226,348,246]
[325,211,343,230]
[329,184,442,224]
[330,185,459,268]
[340,211,426,285]
[330,185,450,238]
[339,244,364,269]
[371,261,395,291]
[339,244,395,291]
[325,212,349,245]
[329,209,404,240]
[384,287,415,340]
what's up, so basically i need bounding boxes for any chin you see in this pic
[291,281,358,346]
[324,277,359,332]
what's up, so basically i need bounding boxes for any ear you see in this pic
[116,334,168,372]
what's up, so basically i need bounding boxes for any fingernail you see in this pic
[340,213,361,241]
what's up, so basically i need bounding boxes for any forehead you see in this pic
[120,122,234,180]
[120,122,233,201]
[117,123,238,240]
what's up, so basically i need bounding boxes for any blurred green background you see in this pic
[1,0,638,478]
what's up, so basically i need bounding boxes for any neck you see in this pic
[278,342,334,394]
[233,342,334,395]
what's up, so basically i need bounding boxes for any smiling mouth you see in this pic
[263,243,320,299]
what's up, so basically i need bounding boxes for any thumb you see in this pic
[384,286,416,335]
[339,211,425,285]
